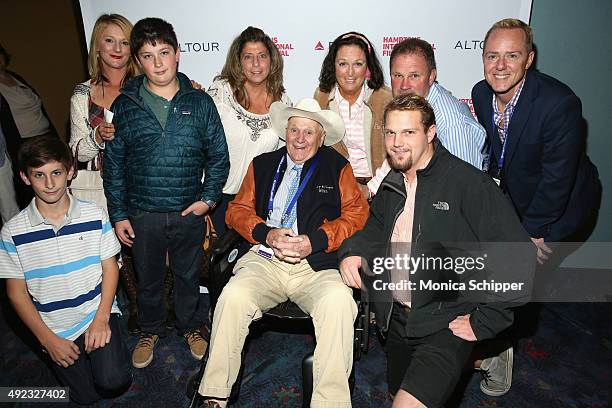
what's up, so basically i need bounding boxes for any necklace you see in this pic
[230,87,272,141]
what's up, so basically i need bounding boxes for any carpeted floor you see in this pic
[1,286,611,407]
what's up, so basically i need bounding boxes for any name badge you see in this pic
[257,244,274,260]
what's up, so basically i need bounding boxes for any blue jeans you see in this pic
[130,210,205,335]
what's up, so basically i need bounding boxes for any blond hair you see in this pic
[484,18,533,53]
[87,14,139,86]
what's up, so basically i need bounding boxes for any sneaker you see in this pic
[132,333,159,368]
[480,346,513,396]
[184,329,208,360]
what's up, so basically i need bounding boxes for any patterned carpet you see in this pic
[1,285,611,407]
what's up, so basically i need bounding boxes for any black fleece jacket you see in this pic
[339,141,536,340]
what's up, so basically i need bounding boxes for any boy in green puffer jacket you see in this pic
[103,17,229,369]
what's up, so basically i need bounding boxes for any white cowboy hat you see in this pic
[270,98,345,146]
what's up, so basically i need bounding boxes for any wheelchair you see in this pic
[188,229,370,407]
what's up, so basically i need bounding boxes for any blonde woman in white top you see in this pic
[69,14,138,199]
[68,14,140,332]
[207,26,291,233]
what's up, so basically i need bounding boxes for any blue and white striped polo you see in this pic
[0,194,121,341]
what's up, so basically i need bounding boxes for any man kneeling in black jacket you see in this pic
[339,93,535,408]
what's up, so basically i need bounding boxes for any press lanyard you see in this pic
[267,152,320,224]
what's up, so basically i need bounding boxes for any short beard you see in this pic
[389,155,413,172]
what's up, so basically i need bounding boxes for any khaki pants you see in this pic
[199,248,357,407]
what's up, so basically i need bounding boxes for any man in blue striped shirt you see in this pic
[0,136,131,405]
[368,38,486,194]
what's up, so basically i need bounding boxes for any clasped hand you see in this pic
[265,228,312,264]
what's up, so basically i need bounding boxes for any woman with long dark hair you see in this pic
[315,31,392,198]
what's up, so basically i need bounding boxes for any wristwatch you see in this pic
[203,199,217,210]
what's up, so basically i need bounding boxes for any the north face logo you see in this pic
[432,201,449,211]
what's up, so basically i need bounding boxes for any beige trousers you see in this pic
[199,248,357,407]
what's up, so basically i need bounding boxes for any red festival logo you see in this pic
[314,41,325,51]
[381,36,436,56]
[459,98,477,118]
[272,36,294,56]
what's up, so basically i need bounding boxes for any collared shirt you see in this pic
[0,194,121,340]
[390,175,418,305]
[492,78,526,144]
[367,82,486,193]
[427,82,486,168]
[139,77,175,129]
[335,86,370,177]
[267,154,302,235]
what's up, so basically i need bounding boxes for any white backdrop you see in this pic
[79,0,532,113]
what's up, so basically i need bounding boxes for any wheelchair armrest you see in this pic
[360,289,370,354]
[353,272,371,360]
[208,229,248,310]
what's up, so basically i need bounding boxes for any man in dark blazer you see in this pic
[471,18,600,397]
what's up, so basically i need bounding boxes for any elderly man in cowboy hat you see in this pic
[198,98,369,408]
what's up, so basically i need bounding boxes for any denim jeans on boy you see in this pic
[130,209,204,335]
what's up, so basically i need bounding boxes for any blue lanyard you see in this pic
[267,152,320,223]
[490,107,515,176]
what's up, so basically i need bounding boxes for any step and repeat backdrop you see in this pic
[79,0,532,114]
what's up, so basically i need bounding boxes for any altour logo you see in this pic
[272,36,294,56]
[179,42,220,53]
[314,41,325,51]
[381,36,436,57]
[454,40,484,50]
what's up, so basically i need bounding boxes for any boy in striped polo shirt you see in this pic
[0,135,131,405]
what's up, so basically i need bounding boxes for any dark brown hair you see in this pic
[216,26,285,109]
[318,31,384,93]
[389,38,436,72]
[131,17,178,59]
[18,135,73,173]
